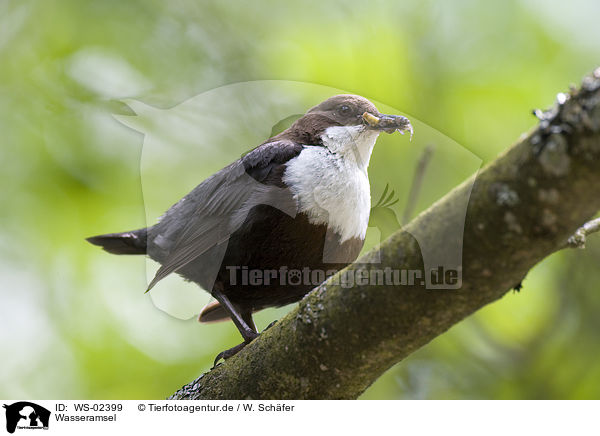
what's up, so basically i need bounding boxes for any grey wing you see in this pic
[146,141,303,291]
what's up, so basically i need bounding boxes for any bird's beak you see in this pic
[362,112,413,140]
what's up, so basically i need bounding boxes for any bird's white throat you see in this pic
[321,125,380,170]
[283,125,380,242]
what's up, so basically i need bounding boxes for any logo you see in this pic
[3,402,50,434]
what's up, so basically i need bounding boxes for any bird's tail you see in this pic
[86,228,147,255]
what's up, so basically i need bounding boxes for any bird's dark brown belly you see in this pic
[180,204,364,311]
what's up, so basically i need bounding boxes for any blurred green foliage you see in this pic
[1,0,599,399]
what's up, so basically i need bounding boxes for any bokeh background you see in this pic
[2,0,600,399]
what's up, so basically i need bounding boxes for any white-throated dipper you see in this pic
[87,94,413,362]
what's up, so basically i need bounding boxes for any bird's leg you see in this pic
[212,289,258,341]
[212,290,258,366]
[241,310,257,334]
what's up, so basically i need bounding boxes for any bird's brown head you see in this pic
[276,94,412,145]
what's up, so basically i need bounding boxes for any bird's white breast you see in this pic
[282,125,380,242]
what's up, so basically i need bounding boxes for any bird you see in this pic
[87,94,413,362]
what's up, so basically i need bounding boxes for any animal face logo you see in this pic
[3,402,50,434]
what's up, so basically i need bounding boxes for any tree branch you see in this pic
[169,69,600,400]
[402,144,435,225]
[565,217,600,248]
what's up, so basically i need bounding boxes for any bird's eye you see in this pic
[339,105,351,115]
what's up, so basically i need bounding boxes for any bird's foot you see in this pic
[213,342,248,367]
[212,331,259,368]
[265,319,278,331]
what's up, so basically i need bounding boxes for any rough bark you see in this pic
[169,69,600,400]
